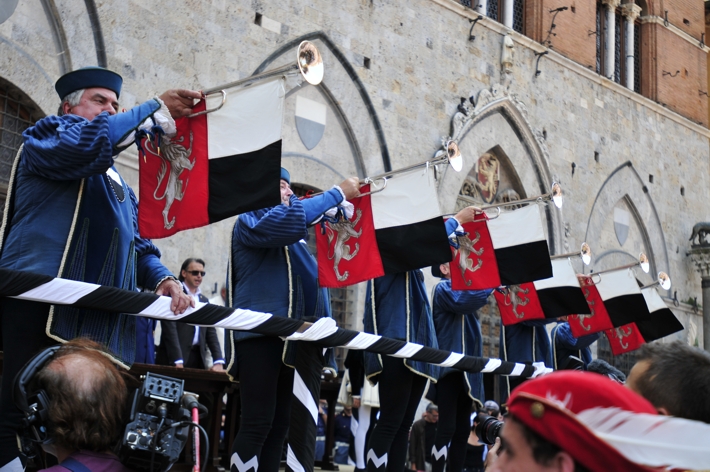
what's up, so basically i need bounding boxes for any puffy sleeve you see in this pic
[301,187,344,224]
[21,100,162,181]
[233,195,308,248]
[434,284,492,314]
[131,187,173,289]
[555,322,601,349]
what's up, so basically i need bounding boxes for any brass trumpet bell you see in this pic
[551,182,563,209]
[297,41,324,85]
[639,253,650,274]
[446,140,463,172]
[658,271,671,290]
[581,242,592,265]
[550,242,592,265]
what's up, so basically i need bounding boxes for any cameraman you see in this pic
[25,338,134,472]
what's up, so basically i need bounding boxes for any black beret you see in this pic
[55,67,123,99]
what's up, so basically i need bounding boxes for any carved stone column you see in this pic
[621,3,642,90]
[503,0,514,28]
[475,0,488,17]
[689,246,710,352]
[602,0,621,79]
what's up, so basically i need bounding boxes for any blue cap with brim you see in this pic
[55,67,123,99]
[280,167,291,185]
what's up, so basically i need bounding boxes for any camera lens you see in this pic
[474,413,504,445]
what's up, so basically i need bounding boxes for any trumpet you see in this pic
[190,41,324,118]
[641,272,672,290]
[551,242,592,266]
[363,140,463,184]
[306,140,463,199]
[589,253,650,279]
[470,182,563,212]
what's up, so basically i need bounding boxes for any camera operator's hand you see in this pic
[484,437,501,471]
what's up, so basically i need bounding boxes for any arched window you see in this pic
[0,78,43,213]
[467,0,525,34]
[596,1,642,93]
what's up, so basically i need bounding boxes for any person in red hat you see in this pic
[488,370,710,472]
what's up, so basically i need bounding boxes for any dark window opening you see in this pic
[596,2,641,93]
[0,78,43,219]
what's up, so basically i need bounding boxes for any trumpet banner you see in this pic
[568,275,614,337]
[494,283,545,325]
[316,184,384,288]
[450,218,501,290]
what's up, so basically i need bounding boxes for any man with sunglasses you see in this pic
[157,257,225,371]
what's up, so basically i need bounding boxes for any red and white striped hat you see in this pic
[507,371,710,472]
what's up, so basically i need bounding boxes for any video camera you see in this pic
[14,345,196,472]
[118,373,192,471]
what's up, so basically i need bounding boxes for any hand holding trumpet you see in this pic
[454,205,483,225]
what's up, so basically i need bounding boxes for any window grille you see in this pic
[0,85,40,185]
[596,4,602,74]
[487,0,499,21]
[595,2,642,93]
[482,1,524,34]
[614,12,622,84]
[513,0,525,34]
[633,24,641,93]
[459,0,473,7]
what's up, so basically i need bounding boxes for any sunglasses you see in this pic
[187,270,206,276]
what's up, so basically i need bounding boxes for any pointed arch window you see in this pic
[596,1,643,93]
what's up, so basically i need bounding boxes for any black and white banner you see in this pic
[0,268,549,378]
[534,258,591,318]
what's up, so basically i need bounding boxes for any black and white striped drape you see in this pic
[2,267,551,472]
[0,268,546,378]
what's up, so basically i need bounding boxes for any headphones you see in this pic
[13,345,61,456]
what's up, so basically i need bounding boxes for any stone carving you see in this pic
[475,153,500,203]
[501,34,515,87]
[689,222,710,247]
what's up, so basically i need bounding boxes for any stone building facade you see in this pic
[0,0,708,377]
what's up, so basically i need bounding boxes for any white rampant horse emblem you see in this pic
[145,132,194,230]
[611,326,634,350]
[505,284,530,319]
[326,209,362,282]
[454,231,484,285]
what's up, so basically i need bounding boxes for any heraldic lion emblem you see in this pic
[326,209,363,282]
[144,132,194,230]
[454,231,484,285]
[506,284,530,319]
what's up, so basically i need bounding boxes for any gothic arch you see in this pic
[437,89,563,254]
[584,161,670,292]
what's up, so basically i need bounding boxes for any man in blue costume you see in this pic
[500,319,554,402]
[226,168,359,472]
[429,262,492,472]
[550,321,600,370]
[0,67,198,471]
[362,206,480,472]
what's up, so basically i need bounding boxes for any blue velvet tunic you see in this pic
[431,280,492,404]
[226,190,343,377]
[0,101,173,366]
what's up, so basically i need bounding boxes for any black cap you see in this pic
[55,67,123,99]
